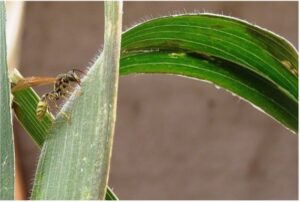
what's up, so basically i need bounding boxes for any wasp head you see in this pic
[67,69,83,85]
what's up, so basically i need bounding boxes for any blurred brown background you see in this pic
[14,1,297,200]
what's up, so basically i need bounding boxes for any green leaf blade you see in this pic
[121,14,298,133]
[0,2,15,199]
[122,14,298,101]
[30,1,122,199]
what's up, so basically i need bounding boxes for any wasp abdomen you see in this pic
[36,98,48,121]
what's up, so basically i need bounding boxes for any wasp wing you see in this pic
[12,77,57,92]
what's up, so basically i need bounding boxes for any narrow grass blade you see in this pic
[105,188,119,200]
[30,1,122,199]
[121,14,298,133]
[0,2,15,199]
[11,69,53,147]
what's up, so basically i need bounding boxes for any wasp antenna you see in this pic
[72,68,87,75]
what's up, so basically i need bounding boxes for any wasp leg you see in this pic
[60,111,72,124]
[75,89,83,97]
[47,95,71,124]
[68,86,84,97]
[60,93,69,100]
[61,88,76,99]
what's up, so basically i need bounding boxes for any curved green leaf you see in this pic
[121,14,298,133]
[0,2,14,199]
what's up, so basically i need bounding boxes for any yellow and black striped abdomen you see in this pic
[36,99,48,121]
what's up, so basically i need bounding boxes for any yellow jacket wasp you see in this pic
[12,69,85,121]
